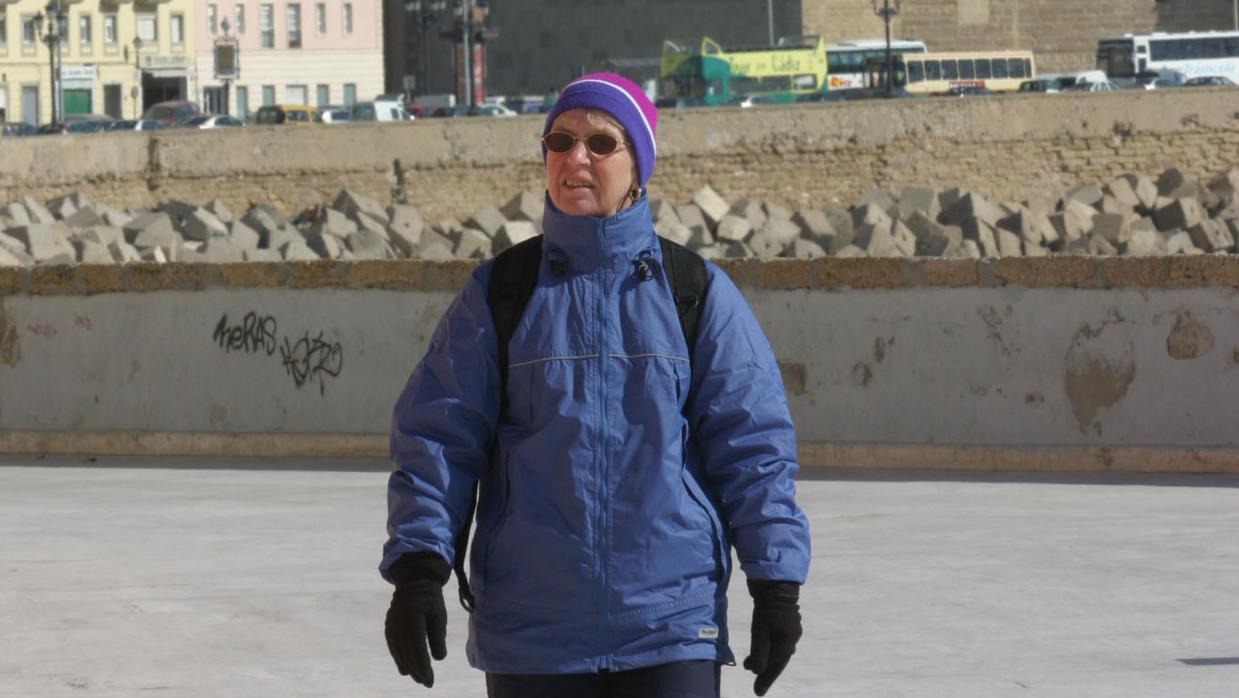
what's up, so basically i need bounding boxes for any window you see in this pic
[79,14,91,49]
[207,4,217,36]
[342,3,353,34]
[941,60,958,80]
[260,4,273,48]
[235,4,246,34]
[907,61,924,83]
[0,12,7,51]
[22,14,36,47]
[958,59,975,79]
[991,58,1008,79]
[316,84,329,105]
[137,14,157,42]
[343,83,356,105]
[235,85,248,119]
[171,14,184,44]
[1008,58,1025,79]
[286,84,306,103]
[262,85,275,105]
[975,58,991,79]
[315,3,325,33]
[104,14,116,45]
[286,3,300,48]
[924,60,941,81]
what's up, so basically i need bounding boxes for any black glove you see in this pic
[743,580,803,696]
[385,552,452,687]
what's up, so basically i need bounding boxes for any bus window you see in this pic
[1228,37,1239,56]
[760,75,792,91]
[1204,38,1225,59]
[975,59,992,79]
[907,61,924,83]
[925,60,941,81]
[942,60,958,80]
[730,76,760,95]
[1024,59,1033,77]
[1008,58,1025,79]
[793,74,818,90]
[958,60,975,79]
[992,59,1008,79]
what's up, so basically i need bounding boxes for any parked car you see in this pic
[1,121,37,137]
[729,93,783,108]
[184,115,245,128]
[947,84,993,97]
[429,105,469,118]
[470,103,517,117]
[795,90,855,103]
[1062,79,1118,93]
[1183,75,1236,87]
[142,100,202,126]
[255,104,322,125]
[105,119,164,131]
[318,106,352,123]
[350,99,411,122]
[1018,78,1057,93]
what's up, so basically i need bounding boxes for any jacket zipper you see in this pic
[594,223,613,670]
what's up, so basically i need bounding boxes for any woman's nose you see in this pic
[566,139,591,163]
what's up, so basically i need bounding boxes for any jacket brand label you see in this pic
[698,627,719,640]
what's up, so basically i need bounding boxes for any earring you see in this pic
[629,188,640,202]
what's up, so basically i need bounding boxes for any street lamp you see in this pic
[871,0,902,97]
[33,0,67,125]
[406,0,446,97]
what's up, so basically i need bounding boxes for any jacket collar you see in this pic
[541,191,655,274]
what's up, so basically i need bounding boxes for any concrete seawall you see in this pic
[1,89,1237,223]
[3,256,1238,472]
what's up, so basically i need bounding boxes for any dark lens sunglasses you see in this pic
[542,131,625,156]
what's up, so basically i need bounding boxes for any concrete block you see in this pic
[1022,239,1048,257]
[18,196,55,224]
[1103,177,1142,209]
[464,204,506,238]
[763,217,802,247]
[1152,198,1205,232]
[1207,169,1239,205]
[763,202,792,223]
[729,199,767,229]
[1087,236,1118,256]
[785,238,826,259]
[140,245,168,264]
[898,186,940,222]
[653,219,692,248]
[674,204,708,235]
[387,205,425,256]
[345,228,393,260]
[279,238,320,261]
[183,209,230,242]
[1187,219,1235,253]
[501,190,543,224]
[791,208,834,242]
[199,237,246,263]
[1117,173,1159,211]
[0,231,27,256]
[204,199,234,223]
[1097,196,1135,217]
[11,223,76,263]
[851,202,892,230]
[493,220,540,253]
[938,187,964,212]
[714,214,753,243]
[998,208,1057,246]
[905,211,959,256]
[456,227,491,259]
[852,219,889,250]
[891,220,917,257]
[241,205,290,245]
[834,244,866,258]
[861,222,903,258]
[101,207,133,229]
[228,221,261,250]
[333,189,388,226]
[72,239,112,264]
[1064,182,1104,207]
[941,192,1006,228]
[821,204,854,245]
[266,225,300,252]
[304,229,345,259]
[649,199,680,225]
[695,244,727,260]
[1,203,31,226]
[63,206,107,229]
[0,245,24,266]
[995,226,1023,257]
[108,240,143,263]
[1049,200,1095,243]
[1091,213,1130,245]
[244,249,282,262]
[961,218,999,258]
[692,185,731,228]
[72,225,124,248]
[1165,230,1203,255]
[686,225,715,249]
[123,212,179,249]
[856,188,897,214]
[959,239,982,259]
[747,229,783,259]
[1122,227,1166,257]
[724,241,754,258]
[1156,167,1202,199]
[156,200,202,232]
[46,194,78,220]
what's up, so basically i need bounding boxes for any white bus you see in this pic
[826,38,928,90]
[1097,31,1239,84]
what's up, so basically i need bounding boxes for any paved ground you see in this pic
[2,455,1237,697]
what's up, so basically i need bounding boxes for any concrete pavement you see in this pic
[1,455,1237,697]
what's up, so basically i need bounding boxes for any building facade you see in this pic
[0,0,195,125]
[193,0,384,118]
[803,0,1237,73]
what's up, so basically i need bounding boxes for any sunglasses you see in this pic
[542,131,626,156]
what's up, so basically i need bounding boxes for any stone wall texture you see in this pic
[1,89,1237,224]
[803,0,1236,73]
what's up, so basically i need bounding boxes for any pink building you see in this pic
[194,0,384,117]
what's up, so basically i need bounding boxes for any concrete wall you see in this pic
[1,89,1237,223]
[3,256,1239,472]
[803,0,1236,73]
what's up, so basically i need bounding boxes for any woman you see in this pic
[382,73,810,698]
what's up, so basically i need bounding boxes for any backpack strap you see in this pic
[453,235,543,612]
[657,235,708,352]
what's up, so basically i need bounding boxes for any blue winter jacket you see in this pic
[382,194,811,674]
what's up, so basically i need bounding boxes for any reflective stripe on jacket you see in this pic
[382,194,811,673]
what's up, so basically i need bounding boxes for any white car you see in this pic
[1063,79,1119,93]
[183,115,245,128]
[471,104,517,117]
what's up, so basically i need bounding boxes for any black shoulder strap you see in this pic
[657,235,708,352]
[456,234,707,614]
[453,235,542,612]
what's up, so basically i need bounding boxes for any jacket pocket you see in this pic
[680,432,728,580]
[477,451,512,590]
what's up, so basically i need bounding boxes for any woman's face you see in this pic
[545,109,637,217]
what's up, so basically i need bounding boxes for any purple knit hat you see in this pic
[543,72,658,187]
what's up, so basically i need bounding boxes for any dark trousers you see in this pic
[486,660,722,698]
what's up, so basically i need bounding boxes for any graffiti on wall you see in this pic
[213,312,344,395]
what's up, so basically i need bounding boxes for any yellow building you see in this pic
[0,0,196,126]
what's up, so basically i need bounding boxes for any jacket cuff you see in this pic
[747,579,801,603]
[389,551,452,588]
